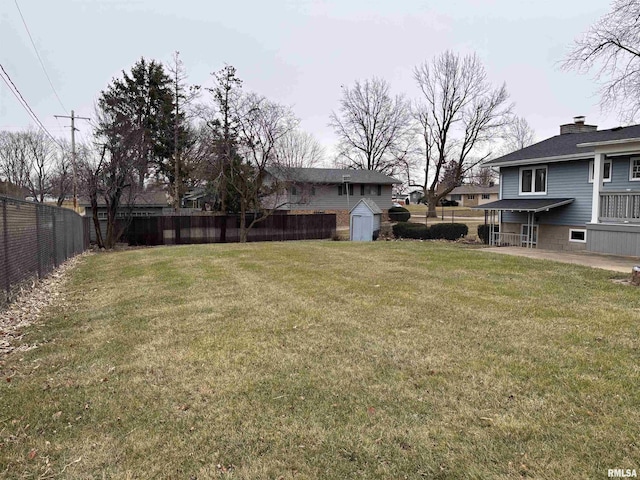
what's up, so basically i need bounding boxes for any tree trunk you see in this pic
[426,191,439,218]
[90,196,104,248]
[239,202,247,243]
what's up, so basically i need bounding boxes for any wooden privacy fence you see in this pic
[121,213,336,246]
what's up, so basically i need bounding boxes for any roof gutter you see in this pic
[576,137,640,148]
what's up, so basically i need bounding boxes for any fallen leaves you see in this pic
[0,253,90,359]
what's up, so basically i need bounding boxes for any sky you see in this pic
[0,0,616,165]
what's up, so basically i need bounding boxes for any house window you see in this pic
[481,194,490,199]
[588,160,612,183]
[519,166,547,195]
[360,184,365,196]
[377,185,382,196]
[311,186,316,196]
[569,229,587,243]
[630,157,640,181]
[339,184,354,196]
[467,194,476,200]
[291,186,297,196]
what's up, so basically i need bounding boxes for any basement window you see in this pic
[569,229,587,243]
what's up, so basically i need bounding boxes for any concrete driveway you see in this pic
[479,246,639,273]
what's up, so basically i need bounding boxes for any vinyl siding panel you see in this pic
[602,155,640,191]
[287,183,393,211]
[500,160,593,226]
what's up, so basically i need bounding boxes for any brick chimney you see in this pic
[560,116,598,135]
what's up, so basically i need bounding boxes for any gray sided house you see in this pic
[477,116,640,256]
[80,189,170,242]
[266,167,401,225]
[444,184,499,207]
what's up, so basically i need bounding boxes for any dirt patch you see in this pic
[0,252,90,359]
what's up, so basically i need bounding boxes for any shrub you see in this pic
[392,222,431,239]
[429,223,468,240]
[388,206,411,222]
[477,224,490,244]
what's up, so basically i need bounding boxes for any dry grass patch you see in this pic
[1,242,638,479]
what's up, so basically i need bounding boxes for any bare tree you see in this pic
[167,51,200,208]
[77,143,106,248]
[94,101,143,248]
[49,141,72,206]
[0,131,32,190]
[232,92,299,242]
[25,130,54,202]
[204,65,244,212]
[330,77,414,176]
[413,51,512,217]
[563,0,640,121]
[500,115,536,154]
[274,130,324,168]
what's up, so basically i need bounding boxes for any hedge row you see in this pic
[392,222,469,240]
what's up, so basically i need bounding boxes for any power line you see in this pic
[14,0,68,114]
[0,62,62,147]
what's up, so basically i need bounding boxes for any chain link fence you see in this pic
[0,195,89,305]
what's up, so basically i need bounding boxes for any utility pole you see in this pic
[55,110,90,211]
[174,51,180,211]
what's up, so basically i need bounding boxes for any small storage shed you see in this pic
[350,198,382,241]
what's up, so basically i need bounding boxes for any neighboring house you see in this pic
[80,189,170,242]
[266,167,401,225]
[443,184,499,207]
[408,190,424,204]
[476,116,640,256]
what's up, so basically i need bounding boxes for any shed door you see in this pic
[352,215,372,241]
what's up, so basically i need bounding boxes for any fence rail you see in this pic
[110,213,336,246]
[600,192,640,223]
[1,195,89,304]
[491,232,527,247]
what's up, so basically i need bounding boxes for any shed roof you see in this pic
[268,167,401,185]
[350,198,383,214]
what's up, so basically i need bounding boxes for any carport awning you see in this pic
[472,198,574,212]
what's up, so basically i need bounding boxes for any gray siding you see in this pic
[602,155,640,192]
[500,160,593,226]
[287,183,393,211]
[587,223,640,256]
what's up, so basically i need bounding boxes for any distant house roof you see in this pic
[448,184,499,195]
[267,167,401,185]
[485,124,640,167]
[78,189,169,207]
[350,198,383,214]
[472,198,574,212]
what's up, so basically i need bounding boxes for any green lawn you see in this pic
[1,242,639,479]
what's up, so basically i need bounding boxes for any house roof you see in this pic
[78,189,169,207]
[472,198,574,212]
[350,198,383,214]
[485,124,640,167]
[448,184,499,195]
[267,167,401,185]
